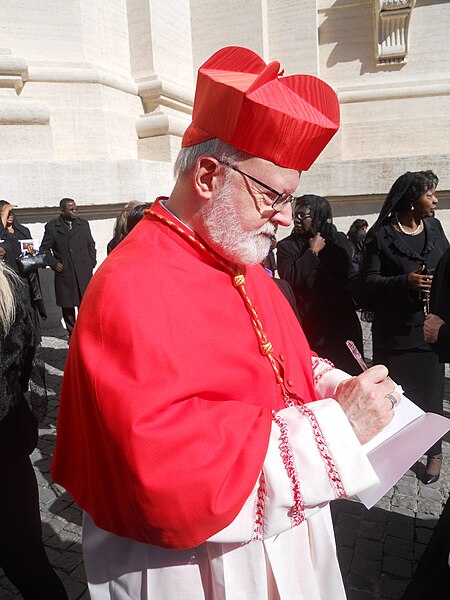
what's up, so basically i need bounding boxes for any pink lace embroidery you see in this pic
[272,412,305,527]
[295,404,346,499]
[251,470,267,540]
[311,356,335,385]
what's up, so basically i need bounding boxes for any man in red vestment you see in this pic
[52,47,399,599]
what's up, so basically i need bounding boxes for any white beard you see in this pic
[201,179,274,265]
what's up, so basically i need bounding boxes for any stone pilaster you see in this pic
[127,0,194,162]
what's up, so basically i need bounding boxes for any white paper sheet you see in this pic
[358,395,450,508]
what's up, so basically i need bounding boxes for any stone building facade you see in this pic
[1,0,449,264]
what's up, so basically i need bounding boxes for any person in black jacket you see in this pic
[361,170,449,483]
[41,198,96,338]
[277,194,363,374]
[0,263,68,599]
[424,245,450,361]
[401,245,450,600]
[0,200,46,342]
[347,218,368,270]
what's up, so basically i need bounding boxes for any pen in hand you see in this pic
[346,339,398,393]
[346,340,368,372]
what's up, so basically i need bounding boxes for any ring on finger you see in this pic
[387,393,398,410]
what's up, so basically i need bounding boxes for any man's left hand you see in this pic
[424,313,445,343]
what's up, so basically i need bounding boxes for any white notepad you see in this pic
[358,395,450,508]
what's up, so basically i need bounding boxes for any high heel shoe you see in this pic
[423,453,443,485]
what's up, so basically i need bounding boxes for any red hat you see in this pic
[182,46,340,171]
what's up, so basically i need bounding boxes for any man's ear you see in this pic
[193,157,221,201]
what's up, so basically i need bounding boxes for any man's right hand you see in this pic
[333,365,400,445]
[55,262,63,272]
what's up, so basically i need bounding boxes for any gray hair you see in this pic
[0,263,19,334]
[174,139,247,178]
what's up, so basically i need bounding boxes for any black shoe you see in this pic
[423,454,442,485]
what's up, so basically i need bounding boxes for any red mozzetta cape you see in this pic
[52,200,318,549]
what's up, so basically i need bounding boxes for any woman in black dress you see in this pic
[0,263,68,598]
[277,194,363,374]
[361,170,449,483]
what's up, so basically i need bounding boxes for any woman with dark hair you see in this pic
[0,200,46,342]
[347,218,368,269]
[0,262,68,599]
[361,170,448,483]
[106,201,142,254]
[277,194,363,374]
[126,202,153,233]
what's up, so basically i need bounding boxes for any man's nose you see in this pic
[271,204,292,227]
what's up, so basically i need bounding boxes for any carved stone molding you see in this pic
[375,0,416,65]
[134,75,193,161]
[0,48,28,94]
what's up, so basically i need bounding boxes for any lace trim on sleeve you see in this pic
[311,356,335,385]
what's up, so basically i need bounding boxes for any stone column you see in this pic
[127,0,194,162]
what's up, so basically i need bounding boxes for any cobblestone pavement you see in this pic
[1,327,449,599]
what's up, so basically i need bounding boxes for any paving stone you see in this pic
[366,507,390,525]
[53,549,84,574]
[386,514,415,540]
[394,480,418,496]
[337,545,353,576]
[346,573,374,594]
[417,486,442,501]
[46,528,82,551]
[382,555,413,578]
[383,536,414,561]
[355,538,383,561]
[380,574,410,600]
[337,513,363,533]
[335,525,359,547]
[415,526,434,545]
[361,520,385,541]
[415,513,440,528]
[413,542,428,563]
[391,494,417,512]
[70,562,88,584]
[350,556,382,579]
[374,496,392,511]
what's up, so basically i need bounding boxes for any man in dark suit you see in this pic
[41,198,96,337]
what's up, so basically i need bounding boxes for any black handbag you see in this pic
[16,251,47,275]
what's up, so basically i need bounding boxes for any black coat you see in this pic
[41,216,96,307]
[277,229,363,374]
[430,246,450,362]
[362,217,449,351]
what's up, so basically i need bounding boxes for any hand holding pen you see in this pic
[345,340,400,411]
[327,341,401,444]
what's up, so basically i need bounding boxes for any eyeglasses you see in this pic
[218,160,295,212]
[294,212,312,221]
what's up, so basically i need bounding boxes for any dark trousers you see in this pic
[0,406,68,599]
[61,306,77,337]
[402,496,450,599]
[373,346,445,456]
